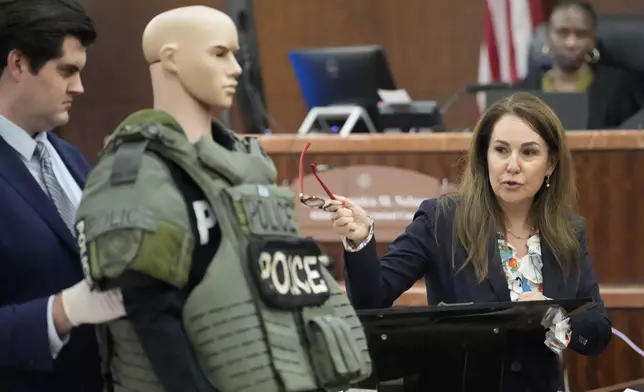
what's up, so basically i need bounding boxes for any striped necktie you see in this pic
[34,141,76,236]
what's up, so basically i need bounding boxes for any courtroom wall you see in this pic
[68,0,644,163]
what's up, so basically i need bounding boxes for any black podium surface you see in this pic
[356,298,594,392]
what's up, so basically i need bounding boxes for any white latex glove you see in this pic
[324,195,372,243]
[61,280,126,326]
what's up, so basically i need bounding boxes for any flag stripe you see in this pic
[477,0,544,113]
[505,0,518,82]
[529,0,544,30]
[484,0,501,82]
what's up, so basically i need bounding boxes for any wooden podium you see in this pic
[586,378,644,392]
[258,131,644,392]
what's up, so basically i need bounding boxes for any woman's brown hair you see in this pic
[438,92,581,282]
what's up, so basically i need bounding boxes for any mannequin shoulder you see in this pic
[84,148,182,202]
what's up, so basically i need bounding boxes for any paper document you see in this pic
[377,89,412,104]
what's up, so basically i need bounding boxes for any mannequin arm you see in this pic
[116,273,217,392]
[90,152,221,392]
[113,155,222,391]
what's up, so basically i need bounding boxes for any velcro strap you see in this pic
[307,314,364,388]
[327,315,361,376]
[311,316,348,376]
[110,139,150,185]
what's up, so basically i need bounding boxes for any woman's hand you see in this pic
[323,196,372,244]
[517,291,549,301]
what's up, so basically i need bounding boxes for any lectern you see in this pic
[357,299,594,392]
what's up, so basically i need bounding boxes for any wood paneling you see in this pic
[67,0,644,163]
[260,132,644,391]
[252,0,644,136]
[261,132,644,284]
[567,309,644,391]
[68,0,227,163]
[60,1,644,389]
[252,0,482,135]
[588,0,644,15]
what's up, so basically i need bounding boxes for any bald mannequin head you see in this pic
[142,6,242,110]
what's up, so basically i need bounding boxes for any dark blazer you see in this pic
[514,64,644,129]
[0,134,102,391]
[344,198,611,392]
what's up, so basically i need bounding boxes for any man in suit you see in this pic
[0,1,126,391]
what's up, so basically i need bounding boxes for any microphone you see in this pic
[440,82,511,116]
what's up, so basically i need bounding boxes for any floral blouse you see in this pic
[497,232,572,354]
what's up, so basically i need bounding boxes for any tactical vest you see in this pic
[75,109,372,392]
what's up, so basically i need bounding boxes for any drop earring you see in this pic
[546,175,551,188]
[541,44,551,56]
[585,48,600,64]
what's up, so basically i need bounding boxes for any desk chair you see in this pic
[528,14,644,75]
[528,15,644,130]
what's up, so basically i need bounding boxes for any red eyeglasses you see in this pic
[299,142,336,208]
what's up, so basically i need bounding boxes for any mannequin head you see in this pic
[142,6,242,138]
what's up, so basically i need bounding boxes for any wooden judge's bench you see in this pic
[259,130,644,392]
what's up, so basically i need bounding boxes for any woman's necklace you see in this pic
[507,227,535,240]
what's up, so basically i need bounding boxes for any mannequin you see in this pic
[73,5,372,392]
[142,6,240,142]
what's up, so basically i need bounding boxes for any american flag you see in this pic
[477,0,544,110]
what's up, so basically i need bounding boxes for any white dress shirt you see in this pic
[0,115,81,359]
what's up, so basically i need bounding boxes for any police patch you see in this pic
[248,237,330,309]
[95,229,144,278]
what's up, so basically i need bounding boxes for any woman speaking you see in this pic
[322,92,610,391]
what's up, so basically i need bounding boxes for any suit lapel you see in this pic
[452,228,511,302]
[0,136,78,253]
[486,233,512,302]
[540,241,564,299]
[47,133,87,188]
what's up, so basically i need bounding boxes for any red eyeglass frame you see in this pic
[298,142,336,208]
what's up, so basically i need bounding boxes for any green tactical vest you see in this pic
[74,109,372,392]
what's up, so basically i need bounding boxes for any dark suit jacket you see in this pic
[514,64,644,129]
[344,198,611,392]
[0,134,102,391]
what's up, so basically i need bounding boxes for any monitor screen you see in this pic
[486,90,589,130]
[288,45,396,129]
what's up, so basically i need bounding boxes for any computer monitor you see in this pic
[288,45,396,131]
[485,90,589,130]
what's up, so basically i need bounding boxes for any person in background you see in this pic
[515,0,644,129]
[0,1,125,391]
[324,92,611,391]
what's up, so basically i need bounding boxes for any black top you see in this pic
[514,64,644,129]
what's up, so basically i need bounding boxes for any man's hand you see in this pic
[54,280,126,336]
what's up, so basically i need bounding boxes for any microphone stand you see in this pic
[237,33,269,134]
[237,32,289,134]
[440,86,469,117]
[440,82,512,117]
